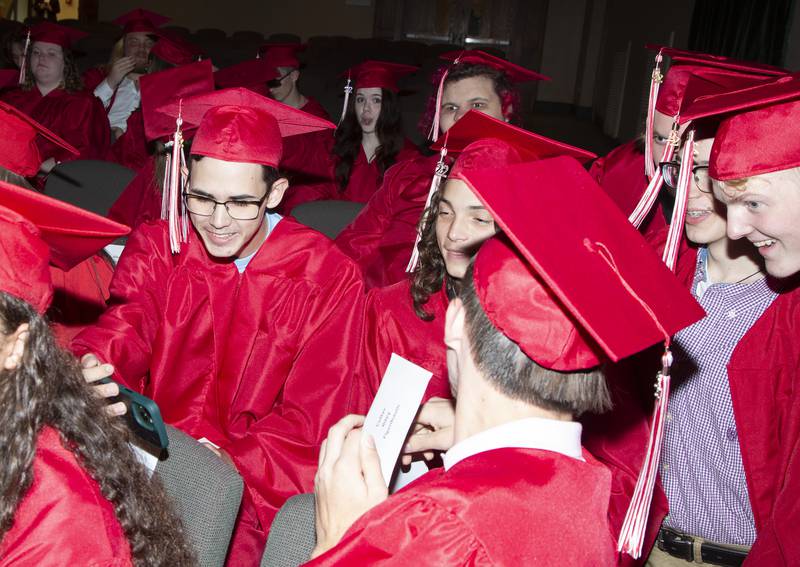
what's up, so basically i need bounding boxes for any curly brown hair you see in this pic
[410,187,455,321]
[0,292,196,566]
[21,45,83,93]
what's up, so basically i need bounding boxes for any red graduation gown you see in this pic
[335,154,440,289]
[589,140,667,240]
[48,253,115,347]
[71,217,365,561]
[300,96,330,121]
[307,447,615,565]
[282,139,420,212]
[106,109,150,172]
[354,279,451,414]
[0,86,110,162]
[0,426,132,566]
[107,155,162,229]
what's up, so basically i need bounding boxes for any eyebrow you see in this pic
[187,188,260,201]
[440,197,488,211]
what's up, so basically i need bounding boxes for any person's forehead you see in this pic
[125,32,154,43]
[356,87,382,96]
[442,178,483,205]
[32,41,61,52]
[443,75,497,100]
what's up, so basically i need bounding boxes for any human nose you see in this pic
[209,201,232,228]
[725,206,751,241]
[447,215,468,242]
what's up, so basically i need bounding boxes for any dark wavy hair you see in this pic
[418,62,520,139]
[21,45,83,93]
[333,87,405,191]
[410,187,453,321]
[0,292,195,566]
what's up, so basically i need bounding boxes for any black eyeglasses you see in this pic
[183,192,268,220]
[266,71,293,88]
[660,160,712,192]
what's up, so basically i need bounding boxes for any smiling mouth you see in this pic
[686,209,712,218]
[752,239,777,248]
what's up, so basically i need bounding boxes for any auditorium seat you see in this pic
[261,493,316,567]
[155,426,244,567]
[45,160,136,217]
[291,199,365,239]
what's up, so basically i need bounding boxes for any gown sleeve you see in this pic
[70,222,170,391]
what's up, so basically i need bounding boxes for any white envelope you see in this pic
[362,353,433,486]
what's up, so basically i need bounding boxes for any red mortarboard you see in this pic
[439,49,550,83]
[141,59,214,142]
[259,43,306,69]
[150,30,203,66]
[342,60,418,93]
[697,74,800,180]
[0,101,79,177]
[159,87,335,168]
[463,156,704,370]
[113,8,170,35]
[432,110,596,178]
[0,181,130,312]
[214,58,278,90]
[29,22,87,50]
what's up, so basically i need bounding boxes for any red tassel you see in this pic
[644,50,664,180]
[18,30,30,85]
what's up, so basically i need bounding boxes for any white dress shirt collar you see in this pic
[442,416,583,471]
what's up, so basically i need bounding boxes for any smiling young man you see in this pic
[72,88,366,566]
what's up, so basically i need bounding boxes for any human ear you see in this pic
[266,178,290,209]
[2,323,29,371]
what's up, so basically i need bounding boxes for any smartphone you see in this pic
[100,378,169,451]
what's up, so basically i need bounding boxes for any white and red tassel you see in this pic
[18,30,30,85]
[406,145,449,272]
[337,76,353,128]
[628,121,679,229]
[661,129,694,271]
[618,349,673,558]
[428,62,454,143]
[165,103,189,254]
[644,50,664,180]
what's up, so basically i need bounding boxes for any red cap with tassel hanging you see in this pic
[337,61,418,128]
[406,110,595,272]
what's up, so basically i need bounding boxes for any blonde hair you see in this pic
[713,166,800,198]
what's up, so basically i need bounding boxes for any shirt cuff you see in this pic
[93,80,114,107]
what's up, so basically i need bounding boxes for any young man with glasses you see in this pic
[72,88,365,565]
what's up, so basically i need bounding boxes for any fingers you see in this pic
[105,401,127,417]
[360,434,387,499]
[81,353,100,368]
[403,426,453,455]
[321,414,365,469]
[416,397,456,428]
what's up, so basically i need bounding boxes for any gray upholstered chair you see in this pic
[154,426,244,567]
[45,160,136,217]
[261,493,317,567]
[290,200,365,239]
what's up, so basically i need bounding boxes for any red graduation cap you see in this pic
[29,22,87,50]
[672,73,800,180]
[342,60,418,93]
[259,43,306,69]
[463,156,703,370]
[150,30,204,67]
[439,49,550,83]
[140,59,215,142]
[433,109,596,179]
[0,101,79,177]
[113,8,170,35]
[159,87,335,168]
[0,181,130,312]
[214,58,278,90]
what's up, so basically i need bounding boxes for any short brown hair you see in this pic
[461,265,612,417]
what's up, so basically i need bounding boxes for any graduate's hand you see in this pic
[201,443,237,468]
[312,414,387,558]
[401,397,455,466]
[81,353,126,416]
[107,56,137,89]
[39,157,57,174]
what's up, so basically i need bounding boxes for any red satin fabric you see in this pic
[0,87,110,164]
[308,447,615,565]
[300,97,330,121]
[351,279,451,414]
[282,139,420,211]
[71,218,365,561]
[335,154,441,289]
[0,426,132,566]
[48,253,114,346]
[106,109,150,172]
[589,141,668,240]
[107,155,162,229]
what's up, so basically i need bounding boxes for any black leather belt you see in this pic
[657,527,749,566]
